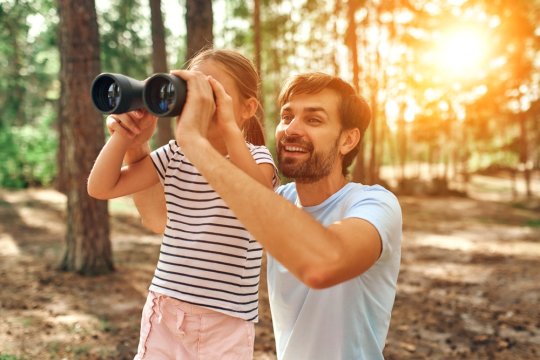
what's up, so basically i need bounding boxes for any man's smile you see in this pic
[283,145,308,153]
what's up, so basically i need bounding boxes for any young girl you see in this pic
[87,49,278,360]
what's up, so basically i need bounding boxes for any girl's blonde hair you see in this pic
[186,48,265,146]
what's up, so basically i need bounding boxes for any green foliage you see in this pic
[0,0,59,189]
[99,0,151,78]
[0,114,57,188]
[0,0,59,127]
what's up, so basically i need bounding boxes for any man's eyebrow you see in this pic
[304,107,329,116]
[280,105,329,116]
[280,106,292,113]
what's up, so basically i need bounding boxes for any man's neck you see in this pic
[295,171,349,207]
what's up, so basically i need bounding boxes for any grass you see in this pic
[526,219,540,228]
[0,355,25,360]
[73,344,91,357]
[100,317,114,333]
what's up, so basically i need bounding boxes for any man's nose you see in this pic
[284,118,302,136]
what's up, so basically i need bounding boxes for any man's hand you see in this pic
[169,70,215,148]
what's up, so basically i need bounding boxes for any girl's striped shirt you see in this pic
[149,140,278,322]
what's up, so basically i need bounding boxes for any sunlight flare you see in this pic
[433,25,489,77]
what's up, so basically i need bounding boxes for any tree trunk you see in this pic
[397,112,407,181]
[3,13,26,126]
[254,0,262,77]
[347,0,367,183]
[368,75,379,185]
[331,0,342,75]
[518,112,532,199]
[56,78,67,194]
[58,0,113,275]
[253,0,265,126]
[150,0,174,147]
[185,0,213,61]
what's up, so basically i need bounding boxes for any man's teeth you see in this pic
[285,146,305,152]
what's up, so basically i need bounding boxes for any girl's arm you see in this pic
[105,113,167,233]
[88,116,160,200]
[124,144,167,233]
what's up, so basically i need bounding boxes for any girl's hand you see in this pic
[106,109,157,148]
[169,70,215,146]
[207,76,241,138]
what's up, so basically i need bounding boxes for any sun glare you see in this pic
[434,26,488,77]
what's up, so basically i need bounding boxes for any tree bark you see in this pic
[254,0,262,77]
[150,0,173,147]
[57,0,113,275]
[185,0,213,61]
[347,0,367,183]
[518,112,532,198]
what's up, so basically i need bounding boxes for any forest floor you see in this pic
[0,173,539,360]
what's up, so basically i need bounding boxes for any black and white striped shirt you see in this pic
[149,140,278,322]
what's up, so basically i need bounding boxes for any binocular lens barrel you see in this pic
[91,73,144,114]
[90,73,187,117]
[144,74,187,117]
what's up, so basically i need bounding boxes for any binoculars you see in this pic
[91,73,187,117]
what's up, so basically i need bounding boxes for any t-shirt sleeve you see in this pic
[345,187,402,260]
[249,145,281,190]
[150,140,179,185]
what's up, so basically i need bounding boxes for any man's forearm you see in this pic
[180,136,340,284]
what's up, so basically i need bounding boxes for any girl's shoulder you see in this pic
[245,142,270,152]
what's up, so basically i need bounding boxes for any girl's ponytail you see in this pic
[244,116,265,146]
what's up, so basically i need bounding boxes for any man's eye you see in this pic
[281,115,293,123]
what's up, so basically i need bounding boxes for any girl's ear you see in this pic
[241,97,259,121]
[340,128,361,156]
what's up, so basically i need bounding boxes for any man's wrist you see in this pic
[179,134,213,163]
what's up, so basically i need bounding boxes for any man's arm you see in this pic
[179,136,382,289]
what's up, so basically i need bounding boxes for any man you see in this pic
[176,72,402,359]
[114,71,402,359]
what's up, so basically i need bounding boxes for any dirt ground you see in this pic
[0,183,539,359]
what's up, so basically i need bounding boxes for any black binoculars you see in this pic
[91,73,187,117]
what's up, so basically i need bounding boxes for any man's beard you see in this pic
[277,135,340,183]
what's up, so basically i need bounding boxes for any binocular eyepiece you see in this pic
[91,73,187,117]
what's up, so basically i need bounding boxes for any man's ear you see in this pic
[340,128,361,156]
[241,97,259,121]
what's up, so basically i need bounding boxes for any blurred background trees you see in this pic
[1,0,539,272]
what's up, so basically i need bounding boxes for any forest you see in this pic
[0,0,539,359]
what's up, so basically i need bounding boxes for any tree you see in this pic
[185,0,213,60]
[149,0,173,147]
[57,0,113,275]
[254,0,261,76]
[346,0,367,183]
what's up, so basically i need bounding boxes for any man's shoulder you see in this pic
[345,183,399,203]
